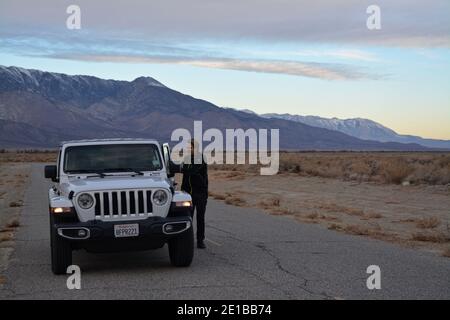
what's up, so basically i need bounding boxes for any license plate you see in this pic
[114,224,139,238]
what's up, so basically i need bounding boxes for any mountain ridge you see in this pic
[259,113,450,149]
[0,65,437,151]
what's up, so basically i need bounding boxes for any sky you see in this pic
[0,0,449,139]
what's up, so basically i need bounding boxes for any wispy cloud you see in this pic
[293,49,379,62]
[0,35,382,80]
[46,53,376,80]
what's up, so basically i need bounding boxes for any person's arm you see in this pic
[169,160,182,173]
[181,162,202,175]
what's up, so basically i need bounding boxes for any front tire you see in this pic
[50,215,72,275]
[168,227,194,267]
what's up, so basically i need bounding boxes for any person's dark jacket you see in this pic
[170,155,208,199]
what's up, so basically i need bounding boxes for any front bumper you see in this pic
[53,216,192,252]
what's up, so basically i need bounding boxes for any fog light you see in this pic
[164,224,174,233]
[78,229,87,237]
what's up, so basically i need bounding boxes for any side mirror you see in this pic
[44,165,57,182]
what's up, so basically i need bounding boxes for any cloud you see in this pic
[0,0,446,81]
[0,34,382,80]
[289,49,379,62]
[0,0,449,47]
[38,53,379,80]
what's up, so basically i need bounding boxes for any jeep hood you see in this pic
[61,175,171,195]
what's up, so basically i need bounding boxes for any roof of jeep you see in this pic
[60,138,160,147]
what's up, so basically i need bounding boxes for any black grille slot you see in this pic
[120,191,127,215]
[138,191,144,213]
[129,191,136,214]
[112,192,118,215]
[146,190,152,213]
[103,192,110,216]
[94,193,101,216]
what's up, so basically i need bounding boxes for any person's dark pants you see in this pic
[191,195,207,242]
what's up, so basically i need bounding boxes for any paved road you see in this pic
[1,164,449,299]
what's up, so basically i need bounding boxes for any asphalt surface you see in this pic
[0,164,449,299]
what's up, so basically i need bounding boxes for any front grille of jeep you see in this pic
[93,190,152,219]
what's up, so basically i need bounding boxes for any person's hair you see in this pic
[190,139,199,150]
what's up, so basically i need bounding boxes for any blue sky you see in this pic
[1,0,449,139]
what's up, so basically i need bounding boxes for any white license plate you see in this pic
[114,224,139,238]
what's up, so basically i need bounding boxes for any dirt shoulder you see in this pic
[208,170,450,257]
[0,162,31,283]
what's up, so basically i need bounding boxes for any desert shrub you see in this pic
[415,217,441,229]
[381,159,414,184]
[411,232,449,243]
[6,218,20,228]
[207,151,450,185]
[225,196,246,206]
[9,201,23,207]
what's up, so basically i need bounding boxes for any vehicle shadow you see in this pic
[72,247,178,274]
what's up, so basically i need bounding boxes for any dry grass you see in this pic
[8,201,23,208]
[415,217,441,229]
[382,159,414,184]
[6,218,20,229]
[341,224,371,236]
[210,151,450,185]
[304,212,319,220]
[328,223,341,231]
[0,150,57,163]
[327,223,386,238]
[442,247,450,258]
[208,191,226,200]
[2,150,450,186]
[292,211,341,223]
[225,195,247,206]
[411,232,449,243]
[258,197,281,209]
[365,212,383,219]
[0,231,13,242]
[316,202,365,216]
[271,207,295,216]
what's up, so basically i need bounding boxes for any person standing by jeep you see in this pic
[175,139,208,249]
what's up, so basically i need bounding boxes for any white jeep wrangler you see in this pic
[44,139,193,274]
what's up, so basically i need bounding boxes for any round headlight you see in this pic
[77,193,94,209]
[153,190,168,206]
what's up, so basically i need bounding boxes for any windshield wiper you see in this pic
[103,168,145,176]
[67,170,110,178]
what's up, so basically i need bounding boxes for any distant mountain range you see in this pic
[0,65,439,151]
[259,113,450,150]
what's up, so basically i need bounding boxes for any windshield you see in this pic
[63,144,163,174]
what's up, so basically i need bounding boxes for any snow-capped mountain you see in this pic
[261,113,450,149]
[0,65,434,150]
